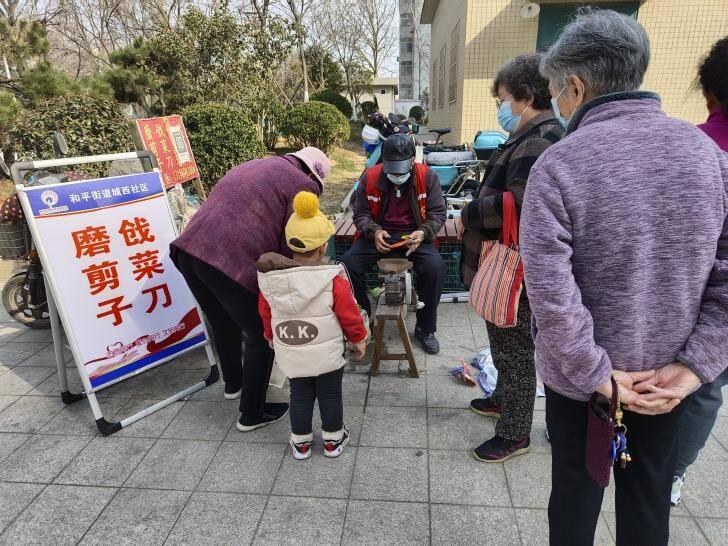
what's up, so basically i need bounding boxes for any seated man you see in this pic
[342,133,446,354]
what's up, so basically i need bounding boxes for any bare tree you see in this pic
[355,0,396,77]
[317,0,363,116]
[283,0,315,101]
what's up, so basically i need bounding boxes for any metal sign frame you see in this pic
[10,151,218,435]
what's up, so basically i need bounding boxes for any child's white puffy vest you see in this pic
[258,261,348,378]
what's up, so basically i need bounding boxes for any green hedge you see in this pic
[360,101,377,118]
[281,101,349,153]
[182,102,264,191]
[310,89,353,119]
[9,94,132,161]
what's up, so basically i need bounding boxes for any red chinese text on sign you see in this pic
[129,250,165,281]
[82,261,120,295]
[143,283,172,313]
[119,217,156,246]
[96,295,133,326]
[71,226,111,258]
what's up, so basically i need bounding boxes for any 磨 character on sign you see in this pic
[82,261,119,294]
[119,217,156,246]
[96,295,132,326]
[129,249,164,280]
[72,226,111,258]
[144,126,154,140]
[143,283,172,313]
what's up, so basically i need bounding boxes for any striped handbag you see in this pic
[469,191,524,327]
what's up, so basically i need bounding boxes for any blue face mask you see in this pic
[387,172,411,185]
[551,85,569,129]
[497,101,521,133]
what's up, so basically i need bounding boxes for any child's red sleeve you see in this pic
[332,275,367,343]
[258,292,273,341]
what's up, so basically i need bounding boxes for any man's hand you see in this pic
[374,230,392,253]
[405,230,425,256]
[349,340,366,360]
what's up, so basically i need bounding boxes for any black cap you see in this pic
[381,134,415,174]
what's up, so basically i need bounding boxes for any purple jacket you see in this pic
[171,156,319,293]
[521,93,728,401]
[698,108,728,152]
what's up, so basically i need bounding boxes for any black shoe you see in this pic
[470,398,502,417]
[414,326,440,354]
[224,383,242,400]
[473,435,530,463]
[236,402,289,432]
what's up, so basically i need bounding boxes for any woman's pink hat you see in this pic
[287,147,331,188]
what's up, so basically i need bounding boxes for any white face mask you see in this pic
[387,172,411,185]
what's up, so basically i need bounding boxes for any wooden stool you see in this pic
[371,260,419,378]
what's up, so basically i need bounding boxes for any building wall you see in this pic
[426,0,728,145]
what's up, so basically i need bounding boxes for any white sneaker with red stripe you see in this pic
[290,432,313,460]
[323,426,350,458]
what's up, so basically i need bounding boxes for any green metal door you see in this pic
[537,3,640,51]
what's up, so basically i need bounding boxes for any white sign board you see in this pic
[19,172,208,392]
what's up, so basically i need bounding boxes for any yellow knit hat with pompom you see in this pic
[285,191,336,253]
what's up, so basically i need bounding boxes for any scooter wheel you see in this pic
[1,273,51,329]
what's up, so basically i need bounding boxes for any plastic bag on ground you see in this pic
[471,347,498,397]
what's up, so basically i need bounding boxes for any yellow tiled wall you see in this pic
[639,0,728,123]
[426,0,728,145]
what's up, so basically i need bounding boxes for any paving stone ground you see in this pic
[0,301,725,545]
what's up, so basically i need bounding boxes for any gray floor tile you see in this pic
[314,405,364,446]
[505,453,552,508]
[0,484,116,546]
[166,492,266,546]
[125,438,219,490]
[603,512,707,544]
[55,437,155,487]
[342,500,430,545]
[187,376,227,400]
[15,342,73,367]
[428,407,495,450]
[0,394,18,413]
[225,411,290,444]
[342,372,369,405]
[198,442,284,494]
[273,447,357,499]
[431,326,477,351]
[367,375,426,407]
[0,482,44,534]
[516,509,614,545]
[426,374,478,408]
[429,449,510,506]
[695,518,728,545]
[11,329,53,343]
[351,447,428,502]
[700,434,728,460]
[425,354,460,375]
[169,350,214,371]
[0,434,90,483]
[28,370,84,397]
[253,496,346,545]
[530,411,551,454]
[0,366,55,395]
[40,397,128,436]
[80,488,189,545]
[0,324,26,344]
[360,406,427,447]
[0,432,30,463]
[110,398,184,438]
[434,303,471,327]
[0,395,63,433]
[471,323,491,348]
[431,504,519,546]
[0,342,47,367]
[162,400,236,441]
[682,460,728,518]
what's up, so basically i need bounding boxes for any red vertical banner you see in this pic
[135,115,200,189]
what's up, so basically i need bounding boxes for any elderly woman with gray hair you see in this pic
[520,9,728,546]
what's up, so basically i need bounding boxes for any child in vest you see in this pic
[257,191,367,460]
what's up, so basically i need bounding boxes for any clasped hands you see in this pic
[597,363,702,416]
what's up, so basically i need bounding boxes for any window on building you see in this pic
[401,37,414,55]
[401,61,413,77]
[400,84,413,98]
[400,12,413,28]
[536,3,640,50]
[432,58,438,109]
[448,21,459,104]
[380,89,387,95]
[438,44,446,109]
